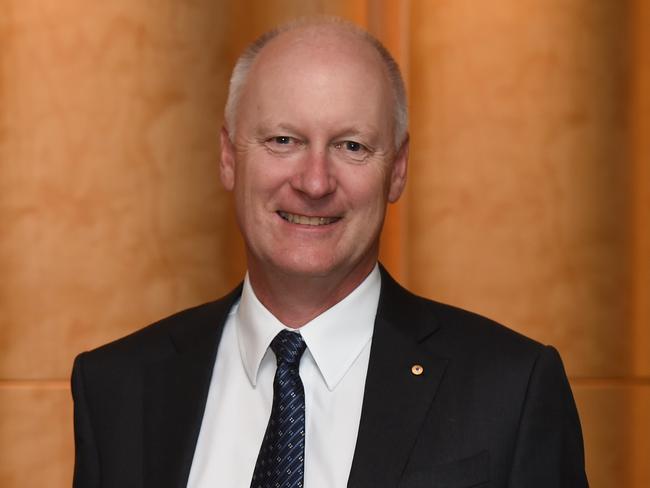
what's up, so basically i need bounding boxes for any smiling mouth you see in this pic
[278,211,341,226]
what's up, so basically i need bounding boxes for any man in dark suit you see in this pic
[72,18,588,488]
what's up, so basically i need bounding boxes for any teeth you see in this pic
[278,211,338,226]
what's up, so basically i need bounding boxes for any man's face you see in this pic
[220,29,407,286]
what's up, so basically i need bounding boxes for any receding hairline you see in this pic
[224,17,409,148]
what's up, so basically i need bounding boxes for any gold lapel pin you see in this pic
[411,364,424,376]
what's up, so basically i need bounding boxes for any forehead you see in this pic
[238,26,394,132]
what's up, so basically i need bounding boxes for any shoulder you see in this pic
[378,268,575,417]
[428,298,543,359]
[378,265,550,369]
[73,285,242,374]
[423,297,569,393]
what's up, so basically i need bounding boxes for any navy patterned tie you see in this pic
[251,330,307,488]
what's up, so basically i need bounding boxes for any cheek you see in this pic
[234,160,289,220]
[345,173,390,218]
[352,163,391,199]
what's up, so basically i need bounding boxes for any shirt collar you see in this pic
[236,264,380,391]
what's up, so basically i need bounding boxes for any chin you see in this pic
[277,260,338,278]
[275,249,376,281]
[269,251,343,278]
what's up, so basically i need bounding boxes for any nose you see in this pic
[290,147,337,199]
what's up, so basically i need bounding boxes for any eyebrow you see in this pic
[254,121,302,136]
[254,120,383,145]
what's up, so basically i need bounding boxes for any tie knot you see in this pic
[270,330,306,367]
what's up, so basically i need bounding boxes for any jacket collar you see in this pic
[236,266,380,391]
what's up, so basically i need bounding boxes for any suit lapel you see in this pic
[142,287,242,488]
[347,267,448,488]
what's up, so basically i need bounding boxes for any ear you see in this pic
[220,126,236,191]
[388,135,409,203]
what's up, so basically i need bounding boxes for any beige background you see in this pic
[0,0,647,486]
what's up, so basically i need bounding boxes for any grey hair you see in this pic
[223,17,409,149]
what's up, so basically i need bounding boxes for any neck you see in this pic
[247,260,376,328]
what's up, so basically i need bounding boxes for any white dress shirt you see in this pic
[187,265,381,488]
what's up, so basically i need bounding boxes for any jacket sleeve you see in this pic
[507,345,589,487]
[71,353,101,488]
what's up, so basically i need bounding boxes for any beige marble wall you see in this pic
[0,0,238,380]
[0,0,647,486]
[0,384,73,486]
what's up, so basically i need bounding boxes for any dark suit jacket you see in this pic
[72,266,588,487]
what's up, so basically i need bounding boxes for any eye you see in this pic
[334,140,368,153]
[344,141,363,152]
[264,135,302,154]
[333,140,371,163]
